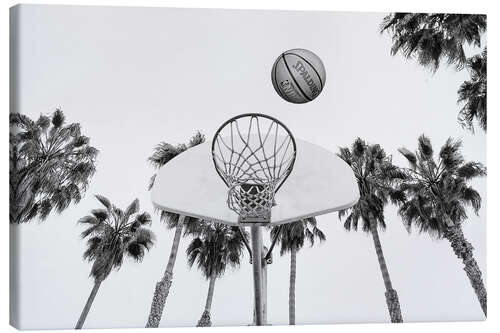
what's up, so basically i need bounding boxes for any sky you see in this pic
[11,4,486,329]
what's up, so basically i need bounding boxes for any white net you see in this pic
[212,114,296,222]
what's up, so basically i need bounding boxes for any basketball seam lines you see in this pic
[273,59,286,99]
[286,52,324,90]
[281,53,311,102]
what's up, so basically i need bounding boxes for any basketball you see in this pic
[271,48,326,104]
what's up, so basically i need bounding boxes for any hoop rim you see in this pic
[211,113,297,194]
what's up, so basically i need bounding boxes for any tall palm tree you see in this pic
[76,195,155,329]
[145,132,206,328]
[398,135,487,316]
[458,48,487,132]
[380,13,487,132]
[337,138,406,323]
[186,222,247,327]
[270,218,325,325]
[10,109,98,224]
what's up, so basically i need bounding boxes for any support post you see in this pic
[261,246,268,325]
[265,224,282,261]
[250,226,263,326]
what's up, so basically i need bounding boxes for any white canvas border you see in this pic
[1,1,497,333]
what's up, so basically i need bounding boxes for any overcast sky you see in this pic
[12,4,486,329]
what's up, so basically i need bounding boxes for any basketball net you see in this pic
[212,114,296,223]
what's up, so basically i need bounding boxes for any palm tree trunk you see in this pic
[444,224,487,316]
[146,215,185,328]
[289,244,297,325]
[369,219,403,323]
[75,279,102,329]
[197,272,216,327]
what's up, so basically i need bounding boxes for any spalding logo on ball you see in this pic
[271,48,326,104]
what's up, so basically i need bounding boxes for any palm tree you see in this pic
[76,195,155,329]
[186,222,247,327]
[398,135,487,316]
[380,13,486,72]
[10,109,98,224]
[337,138,406,323]
[145,132,206,328]
[458,48,487,132]
[380,14,487,132]
[270,218,325,325]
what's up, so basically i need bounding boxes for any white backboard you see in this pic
[151,138,359,226]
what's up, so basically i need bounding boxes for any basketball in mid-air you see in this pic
[271,48,326,104]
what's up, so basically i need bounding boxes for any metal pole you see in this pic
[265,224,282,261]
[261,246,268,325]
[250,226,263,326]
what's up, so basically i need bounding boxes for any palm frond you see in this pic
[123,198,140,220]
[461,187,482,214]
[94,194,112,210]
[91,208,109,221]
[149,141,188,169]
[337,147,352,165]
[127,228,155,261]
[78,215,99,225]
[398,148,417,169]
[457,47,487,132]
[80,223,104,239]
[135,212,152,225]
[417,135,434,161]
[188,131,206,147]
[457,162,487,179]
[352,138,367,158]
[83,236,102,261]
[439,138,464,171]
[51,109,65,127]
[338,208,348,220]
[186,237,203,268]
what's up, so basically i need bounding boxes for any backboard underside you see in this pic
[151,138,359,226]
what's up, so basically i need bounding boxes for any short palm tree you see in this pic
[458,48,487,132]
[337,138,406,323]
[10,109,98,224]
[398,135,487,316]
[186,222,247,327]
[270,218,325,325]
[145,132,206,328]
[380,13,486,72]
[76,195,155,329]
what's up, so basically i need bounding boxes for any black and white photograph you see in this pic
[9,4,487,330]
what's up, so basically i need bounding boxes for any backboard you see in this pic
[151,137,359,226]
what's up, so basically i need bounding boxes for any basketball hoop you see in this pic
[153,112,358,326]
[211,113,297,223]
